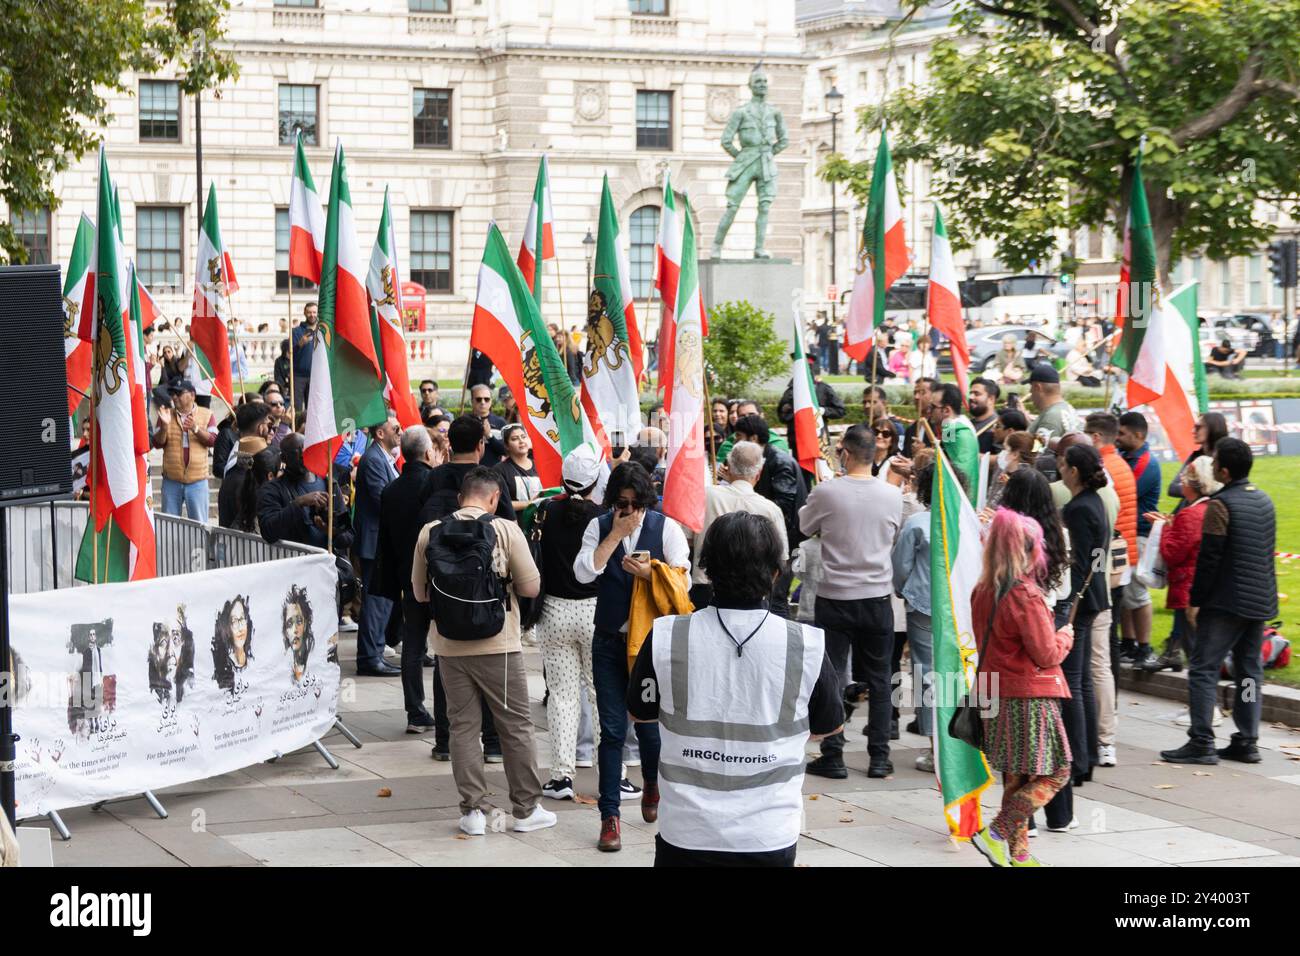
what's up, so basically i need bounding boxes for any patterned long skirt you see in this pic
[982,697,1071,776]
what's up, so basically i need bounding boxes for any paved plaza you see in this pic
[30,636,1300,868]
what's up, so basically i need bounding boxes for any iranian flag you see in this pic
[654,173,682,403]
[927,204,969,396]
[517,154,555,300]
[63,212,95,417]
[582,176,644,451]
[303,142,388,479]
[471,222,584,487]
[190,182,238,408]
[290,131,326,283]
[845,129,909,361]
[930,448,991,838]
[661,201,706,533]
[367,186,421,429]
[790,304,824,477]
[1111,155,1203,460]
[76,148,155,582]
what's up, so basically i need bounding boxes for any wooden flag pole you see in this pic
[458,349,473,416]
[702,369,717,480]
[287,281,296,424]
[89,342,100,584]
[327,454,335,554]
[643,277,659,395]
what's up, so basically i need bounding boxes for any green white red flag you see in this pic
[1110,153,1204,461]
[930,447,991,838]
[845,129,909,361]
[289,131,325,283]
[303,142,388,479]
[517,154,555,301]
[654,173,682,402]
[63,212,95,417]
[927,204,969,396]
[190,182,238,408]
[661,199,706,532]
[471,222,584,487]
[76,148,155,582]
[582,175,644,451]
[367,186,421,429]
[790,305,824,477]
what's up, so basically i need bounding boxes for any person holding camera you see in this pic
[153,379,217,521]
[256,433,352,556]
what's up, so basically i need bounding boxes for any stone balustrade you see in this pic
[232,330,472,383]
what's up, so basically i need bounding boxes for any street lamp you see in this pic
[583,228,596,291]
[824,84,844,373]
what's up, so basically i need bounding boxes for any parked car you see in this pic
[1199,316,1264,360]
[936,325,1071,375]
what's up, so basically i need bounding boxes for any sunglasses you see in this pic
[420,387,436,393]
[614,498,638,511]
[473,396,492,402]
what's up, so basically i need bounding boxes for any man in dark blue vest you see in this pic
[574,461,691,852]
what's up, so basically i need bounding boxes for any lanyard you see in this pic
[715,607,770,658]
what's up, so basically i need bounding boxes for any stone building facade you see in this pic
[17,0,808,379]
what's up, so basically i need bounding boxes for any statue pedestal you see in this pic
[699,257,801,345]
[699,257,802,392]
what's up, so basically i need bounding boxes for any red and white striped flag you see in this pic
[662,197,707,532]
[517,154,555,300]
[927,204,969,396]
[367,186,421,429]
[289,130,325,284]
[654,174,682,403]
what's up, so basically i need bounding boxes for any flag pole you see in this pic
[158,308,235,419]
[702,369,717,480]
[644,279,659,395]
[288,280,296,425]
[89,340,100,585]
[327,453,335,554]
[458,349,473,415]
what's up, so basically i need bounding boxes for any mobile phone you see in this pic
[631,550,651,563]
[610,445,627,460]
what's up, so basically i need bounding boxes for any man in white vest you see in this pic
[627,511,843,866]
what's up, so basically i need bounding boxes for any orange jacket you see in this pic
[627,560,693,673]
[1100,444,1137,565]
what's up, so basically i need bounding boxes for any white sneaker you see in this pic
[512,805,558,832]
[339,615,359,633]
[914,751,934,773]
[1098,745,1117,767]
[575,757,594,769]
[459,809,486,836]
[1046,817,1079,833]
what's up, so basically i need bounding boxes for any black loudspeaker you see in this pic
[0,264,72,505]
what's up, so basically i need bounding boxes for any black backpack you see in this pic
[424,513,508,640]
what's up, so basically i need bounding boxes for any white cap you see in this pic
[562,441,604,492]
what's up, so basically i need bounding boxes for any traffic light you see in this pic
[1267,238,1298,287]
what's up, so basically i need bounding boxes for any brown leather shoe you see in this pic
[598,816,622,852]
[641,781,660,823]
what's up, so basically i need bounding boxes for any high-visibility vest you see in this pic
[648,609,824,854]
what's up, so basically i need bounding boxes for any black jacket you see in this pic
[1189,478,1277,619]
[755,443,808,550]
[257,472,352,554]
[777,378,846,467]
[1062,488,1111,614]
[374,459,437,602]
[414,461,516,530]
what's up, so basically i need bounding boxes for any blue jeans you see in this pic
[592,629,659,820]
[906,610,934,737]
[161,477,209,522]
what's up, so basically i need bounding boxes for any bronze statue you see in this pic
[711,65,788,259]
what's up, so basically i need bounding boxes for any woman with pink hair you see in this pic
[970,508,1075,867]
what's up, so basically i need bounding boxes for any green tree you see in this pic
[702,300,789,399]
[825,0,1300,285]
[0,0,237,263]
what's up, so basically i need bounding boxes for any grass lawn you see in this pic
[1147,456,1300,689]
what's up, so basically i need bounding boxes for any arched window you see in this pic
[629,205,660,300]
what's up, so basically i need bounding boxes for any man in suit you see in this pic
[377,425,440,732]
[354,413,402,677]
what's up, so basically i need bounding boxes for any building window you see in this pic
[136,207,184,290]
[630,0,667,12]
[275,0,318,6]
[410,211,453,293]
[636,91,672,150]
[414,89,451,149]
[629,205,660,299]
[409,0,450,10]
[10,208,50,265]
[279,84,319,146]
[1249,254,1263,306]
[275,208,319,293]
[1217,260,1232,308]
[139,80,180,142]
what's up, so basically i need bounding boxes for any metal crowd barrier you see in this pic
[4,501,321,595]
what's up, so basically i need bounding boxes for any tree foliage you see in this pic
[825,0,1300,283]
[0,0,237,263]
[702,299,791,399]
